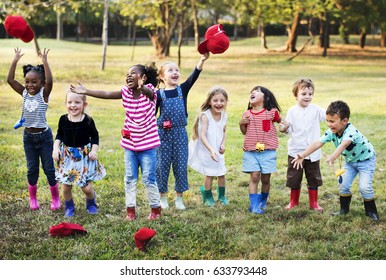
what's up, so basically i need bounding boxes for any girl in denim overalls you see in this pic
[156,53,209,210]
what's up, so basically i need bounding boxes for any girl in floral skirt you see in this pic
[53,91,106,217]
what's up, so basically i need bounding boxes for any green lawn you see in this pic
[0,36,385,260]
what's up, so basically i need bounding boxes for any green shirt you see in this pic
[320,123,375,163]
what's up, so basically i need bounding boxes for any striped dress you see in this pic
[120,84,160,151]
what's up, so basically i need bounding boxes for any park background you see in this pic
[0,0,386,260]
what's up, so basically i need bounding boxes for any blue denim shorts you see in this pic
[242,150,277,174]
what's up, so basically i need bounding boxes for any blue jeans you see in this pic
[124,148,160,208]
[23,127,56,186]
[339,156,376,200]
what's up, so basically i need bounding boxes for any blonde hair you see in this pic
[292,78,314,97]
[157,61,178,86]
[66,90,88,113]
[191,86,229,141]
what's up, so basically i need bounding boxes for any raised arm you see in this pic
[196,52,210,70]
[137,75,154,101]
[70,83,122,99]
[41,48,53,101]
[7,47,25,95]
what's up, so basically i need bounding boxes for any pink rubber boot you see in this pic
[49,183,61,211]
[28,183,39,210]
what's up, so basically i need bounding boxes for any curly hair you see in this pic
[22,64,45,82]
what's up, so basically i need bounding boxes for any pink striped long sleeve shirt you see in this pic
[120,84,160,151]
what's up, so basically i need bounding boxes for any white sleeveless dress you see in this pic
[188,109,227,176]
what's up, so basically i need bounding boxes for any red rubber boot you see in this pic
[148,207,161,220]
[285,188,300,210]
[125,207,136,221]
[308,188,324,212]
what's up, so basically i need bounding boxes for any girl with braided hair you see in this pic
[70,62,162,221]
[7,47,60,212]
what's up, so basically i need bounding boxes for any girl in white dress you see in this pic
[188,86,229,206]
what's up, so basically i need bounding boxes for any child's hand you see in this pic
[219,144,225,154]
[291,154,304,169]
[210,149,219,162]
[324,154,335,167]
[40,48,50,63]
[279,120,289,132]
[70,82,87,94]
[240,115,250,125]
[88,151,97,161]
[52,148,59,162]
[201,52,210,61]
[13,47,24,62]
[138,75,146,89]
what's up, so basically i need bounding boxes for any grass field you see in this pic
[0,36,385,261]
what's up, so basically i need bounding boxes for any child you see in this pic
[279,78,325,212]
[292,100,379,221]
[53,92,106,217]
[70,63,162,221]
[188,86,229,206]
[239,86,283,214]
[7,47,60,211]
[156,53,210,210]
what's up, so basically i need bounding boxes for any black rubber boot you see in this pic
[332,195,351,216]
[364,199,379,222]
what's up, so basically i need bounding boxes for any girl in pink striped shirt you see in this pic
[239,86,284,215]
[70,63,161,221]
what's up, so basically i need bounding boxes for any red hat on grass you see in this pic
[4,15,35,43]
[198,24,229,55]
[134,228,156,251]
[49,222,87,237]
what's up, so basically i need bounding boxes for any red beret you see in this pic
[134,228,156,251]
[198,24,230,55]
[4,15,35,43]
[49,222,87,237]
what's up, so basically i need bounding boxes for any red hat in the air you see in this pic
[198,24,230,54]
[4,15,35,43]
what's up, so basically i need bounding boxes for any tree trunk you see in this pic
[319,15,330,50]
[148,1,180,58]
[56,2,63,40]
[359,31,366,48]
[190,0,199,48]
[233,15,238,41]
[101,0,109,70]
[322,10,329,57]
[381,31,386,48]
[177,15,184,67]
[286,12,301,53]
[260,24,267,49]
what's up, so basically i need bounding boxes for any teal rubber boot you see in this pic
[217,186,228,205]
[204,189,215,207]
[199,186,206,204]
